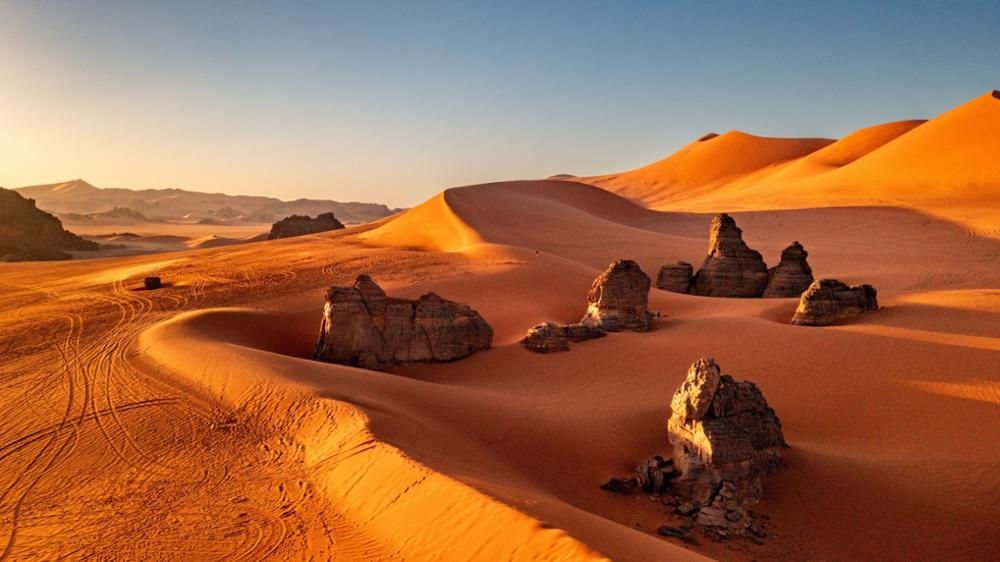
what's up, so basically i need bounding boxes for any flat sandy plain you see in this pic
[1,92,999,561]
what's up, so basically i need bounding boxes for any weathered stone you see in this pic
[791,279,878,326]
[657,525,698,544]
[143,276,162,290]
[656,262,694,294]
[579,260,654,332]
[635,456,677,494]
[313,275,492,370]
[667,358,787,506]
[268,212,345,240]
[564,323,607,342]
[523,322,569,353]
[599,477,635,495]
[691,214,769,297]
[763,241,814,298]
[0,188,98,261]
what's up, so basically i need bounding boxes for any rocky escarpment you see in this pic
[313,275,492,370]
[601,358,786,542]
[0,188,98,261]
[691,214,769,297]
[656,262,694,294]
[791,279,878,326]
[268,212,346,240]
[579,260,655,331]
[762,241,814,298]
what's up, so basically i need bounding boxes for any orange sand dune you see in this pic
[2,178,998,561]
[584,91,1000,230]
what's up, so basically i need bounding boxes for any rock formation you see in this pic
[523,322,569,353]
[667,358,787,503]
[762,242,814,298]
[268,212,345,240]
[791,279,878,326]
[313,275,492,370]
[0,188,98,261]
[143,276,162,290]
[691,214,769,298]
[656,262,694,294]
[564,323,606,342]
[579,260,655,331]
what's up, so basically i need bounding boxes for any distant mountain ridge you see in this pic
[15,179,397,225]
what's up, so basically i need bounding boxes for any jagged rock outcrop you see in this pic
[313,275,492,370]
[268,212,345,240]
[691,214,769,298]
[0,188,98,261]
[579,260,655,331]
[523,322,569,353]
[762,242,814,298]
[667,358,787,537]
[656,262,694,294]
[791,279,878,326]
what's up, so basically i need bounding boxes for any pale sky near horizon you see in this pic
[1,1,998,207]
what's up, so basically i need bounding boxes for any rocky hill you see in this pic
[0,188,98,261]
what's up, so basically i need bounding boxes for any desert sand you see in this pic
[2,93,999,561]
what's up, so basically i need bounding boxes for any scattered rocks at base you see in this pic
[691,214,769,298]
[313,275,492,370]
[564,323,607,342]
[763,241,814,298]
[657,524,698,544]
[523,322,569,353]
[268,212,345,240]
[656,262,694,294]
[143,276,162,290]
[791,278,878,326]
[636,456,677,494]
[579,260,655,331]
[600,477,635,495]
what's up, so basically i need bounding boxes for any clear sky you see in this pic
[1,1,998,207]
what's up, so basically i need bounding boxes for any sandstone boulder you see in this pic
[313,275,492,370]
[791,279,878,326]
[523,322,569,353]
[762,242,814,298]
[564,323,607,342]
[691,214,769,298]
[268,212,345,240]
[579,260,654,331]
[667,358,787,505]
[656,262,694,294]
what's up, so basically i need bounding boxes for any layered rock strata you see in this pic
[656,262,694,294]
[579,260,655,331]
[691,214,769,297]
[313,275,492,370]
[762,241,814,298]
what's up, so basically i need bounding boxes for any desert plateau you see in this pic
[2,3,999,561]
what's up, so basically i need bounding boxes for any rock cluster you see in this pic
[268,212,345,240]
[523,322,570,353]
[0,188,98,261]
[791,279,878,326]
[579,260,655,331]
[313,275,492,370]
[601,358,786,542]
[655,262,694,294]
[658,214,818,300]
[762,242,814,298]
[691,214,770,297]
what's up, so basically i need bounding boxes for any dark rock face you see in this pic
[143,277,162,290]
[579,260,654,331]
[564,323,607,342]
[691,214,769,298]
[268,212,345,240]
[313,275,492,370]
[791,279,878,326]
[762,242,814,298]
[0,188,98,261]
[523,322,569,353]
[667,358,787,535]
[656,262,694,294]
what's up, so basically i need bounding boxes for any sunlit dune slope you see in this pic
[582,91,1000,229]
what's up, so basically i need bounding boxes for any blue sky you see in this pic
[1,1,997,206]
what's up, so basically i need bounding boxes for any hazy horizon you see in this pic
[2,0,998,207]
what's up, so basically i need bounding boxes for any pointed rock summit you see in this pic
[579,260,654,331]
[691,214,769,297]
[763,241,814,298]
